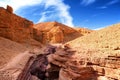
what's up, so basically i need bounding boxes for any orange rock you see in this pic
[6,5,13,13]
[0,7,33,43]
[33,22,92,44]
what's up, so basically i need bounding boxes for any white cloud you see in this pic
[38,11,55,22]
[81,0,96,6]
[0,0,43,11]
[38,0,74,27]
[0,0,74,27]
[97,0,119,10]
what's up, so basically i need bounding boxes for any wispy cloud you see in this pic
[0,0,74,27]
[39,0,74,27]
[97,0,119,9]
[38,11,56,22]
[80,0,96,6]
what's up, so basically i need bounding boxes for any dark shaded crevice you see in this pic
[30,54,48,80]
[17,45,60,80]
[46,63,60,80]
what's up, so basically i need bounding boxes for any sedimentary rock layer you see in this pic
[0,6,33,43]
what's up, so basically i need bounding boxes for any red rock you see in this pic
[6,5,13,13]
[0,7,33,43]
[33,22,92,44]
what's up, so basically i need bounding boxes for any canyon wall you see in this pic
[33,22,92,44]
[0,6,33,43]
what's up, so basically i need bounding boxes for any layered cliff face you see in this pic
[0,6,41,80]
[46,44,120,80]
[33,22,92,44]
[0,6,33,43]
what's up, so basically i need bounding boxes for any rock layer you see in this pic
[33,22,92,44]
[0,6,33,43]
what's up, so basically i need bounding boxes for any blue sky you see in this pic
[0,0,120,29]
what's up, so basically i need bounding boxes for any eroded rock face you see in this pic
[47,45,97,80]
[45,44,120,80]
[0,6,33,43]
[1,44,119,80]
[67,23,120,80]
[33,22,88,44]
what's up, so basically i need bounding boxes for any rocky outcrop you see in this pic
[6,5,13,13]
[47,45,97,80]
[33,22,89,44]
[0,43,119,80]
[67,23,120,80]
[47,45,120,80]
[16,45,57,80]
[0,6,33,43]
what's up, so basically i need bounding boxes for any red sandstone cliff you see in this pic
[0,6,33,43]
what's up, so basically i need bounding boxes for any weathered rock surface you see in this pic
[33,22,92,44]
[0,6,33,43]
[0,36,34,80]
[46,44,120,80]
[16,45,58,80]
[0,36,43,80]
[67,23,120,80]
[0,42,119,80]
[0,37,27,67]
[46,45,97,80]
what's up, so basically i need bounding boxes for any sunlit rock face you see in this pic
[67,23,120,80]
[0,6,33,43]
[33,21,92,44]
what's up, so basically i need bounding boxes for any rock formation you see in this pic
[6,5,13,13]
[0,5,119,80]
[33,22,92,44]
[67,23,120,80]
[0,6,33,43]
